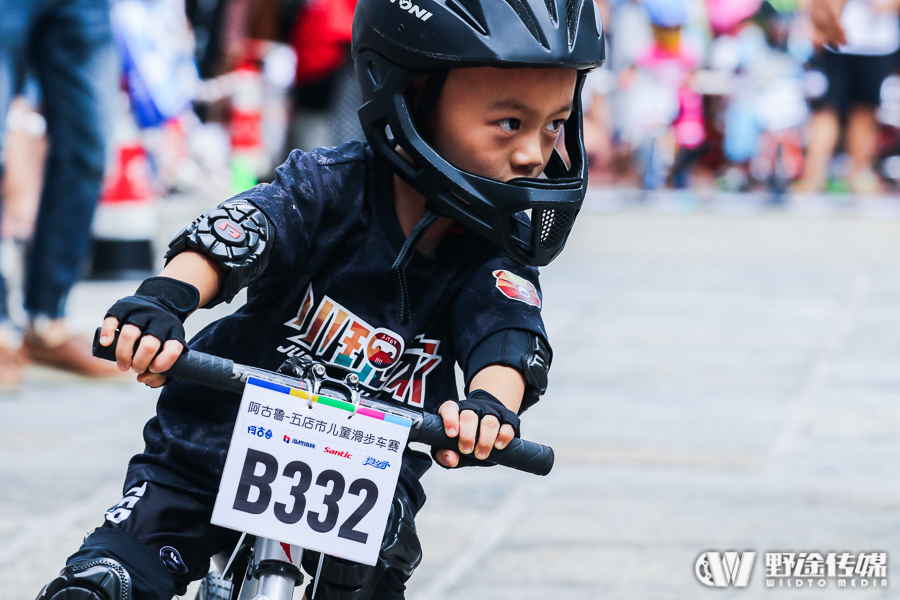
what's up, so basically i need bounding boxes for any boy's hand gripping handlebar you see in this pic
[92,328,555,476]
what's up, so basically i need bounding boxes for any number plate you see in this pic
[211,377,412,566]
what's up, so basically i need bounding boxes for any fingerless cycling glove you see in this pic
[432,389,521,469]
[105,276,200,347]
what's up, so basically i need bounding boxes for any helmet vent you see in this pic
[503,0,549,49]
[366,60,383,87]
[566,0,586,47]
[446,0,489,35]
[538,208,574,249]
[544,0,558,24]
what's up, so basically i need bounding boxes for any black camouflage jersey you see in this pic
[126,141,548,510]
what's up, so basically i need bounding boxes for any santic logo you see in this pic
[696,551,756,588]
[324,447,353,460]
[389,0,433,21]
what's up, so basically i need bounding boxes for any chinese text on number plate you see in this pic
[211,377,412,565]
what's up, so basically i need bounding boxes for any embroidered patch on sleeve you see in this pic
[492,270,541,308]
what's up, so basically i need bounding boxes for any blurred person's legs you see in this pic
[0,0,37,389]
[796,51,847,193]
[0,90,46,388]
[2,93,45,242]
[796,108,840,193]
[842,53,892,194]
[16,0,120,376]
[798,52,891,193]
[846,104,880,193]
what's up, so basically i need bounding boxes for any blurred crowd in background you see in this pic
[8,0,900,222]
[1,0,899,386]
[587,0,900,195]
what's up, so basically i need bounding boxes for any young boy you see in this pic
[38,2,605,600]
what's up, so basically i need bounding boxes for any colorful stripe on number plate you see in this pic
[246,377,412,427]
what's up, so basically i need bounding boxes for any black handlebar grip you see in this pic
[92,328,243,394]
[91,327,119,362]
[415,412,554,476]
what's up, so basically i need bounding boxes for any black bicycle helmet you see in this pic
[352,0,606,268]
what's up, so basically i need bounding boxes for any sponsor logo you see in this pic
[246,424,273,439]
[389,0,433,21]
[695,552,755,588]
[363,456,390,470]
[212,218,246,244]
[493,270,541,308]
[160,546,189,575]
[278,285,442,408]
[324,447,353,460]
[366,330,403,369]
[283,434,316,449]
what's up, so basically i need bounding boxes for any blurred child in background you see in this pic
[622,0,706,188]
[711,0,811,193]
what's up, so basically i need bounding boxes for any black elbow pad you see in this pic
[165,198,274,307]
[465,329,552,412]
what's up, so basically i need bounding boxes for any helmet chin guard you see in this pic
[352,0,605,267]
[357,51,588,267]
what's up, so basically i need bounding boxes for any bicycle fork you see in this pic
[234,539,305,600]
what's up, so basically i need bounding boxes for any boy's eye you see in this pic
[498,118,521,132]
[546,119,566,133]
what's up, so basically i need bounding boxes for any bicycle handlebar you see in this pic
[92,328,555,476]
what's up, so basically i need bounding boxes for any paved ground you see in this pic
[4,204,900,599]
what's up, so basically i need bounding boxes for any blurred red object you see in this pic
[290,0,357,85]
[230,55,265,154]
[93,141,157,279]
[101,143,154,204]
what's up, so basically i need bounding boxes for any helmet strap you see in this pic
[391,209,440,326]
[414,70,449,134]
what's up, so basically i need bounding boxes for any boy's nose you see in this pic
[510,134,545,176]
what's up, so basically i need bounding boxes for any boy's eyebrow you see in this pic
[488,99,574,116]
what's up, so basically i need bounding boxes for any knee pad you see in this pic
[37,559,131,600]
[302,497,422,600]
[40,528,177,600]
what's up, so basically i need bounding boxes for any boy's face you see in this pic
[426,67,578,183]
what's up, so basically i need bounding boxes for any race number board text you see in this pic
[212,377,412,566]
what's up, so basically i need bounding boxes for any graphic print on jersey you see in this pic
[105,482,148,524]
[493,270,542,308]
[276,284,442,408]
